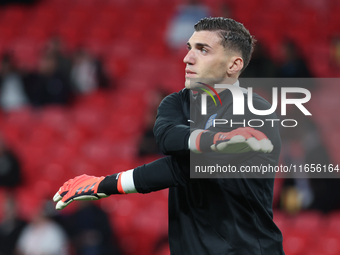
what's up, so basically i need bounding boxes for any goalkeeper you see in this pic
[53,17,284,255]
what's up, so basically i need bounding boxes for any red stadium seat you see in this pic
[273,210,293,236]
[19,20,52,42]
[105,57,130,79]
[292,211,324,233]
[325,211,340,235]
[312,233,340,255]
[106,39,141,59]
[70,106,107,133]
[0,24,19,42]
[283,229,310,255]
[73,90,110,110]
[0,5,28,27]
[8,38,42,70]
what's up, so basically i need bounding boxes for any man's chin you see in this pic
[185,80,191,89]
[185,78,204,90]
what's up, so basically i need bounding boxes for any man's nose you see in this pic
[183,50,195,65]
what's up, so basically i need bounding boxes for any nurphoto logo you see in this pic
[201,84,312,128]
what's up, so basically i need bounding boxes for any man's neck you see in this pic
[214,79,239,94]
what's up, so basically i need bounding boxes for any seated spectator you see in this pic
[241,42,279,78]
[0,53,29,112]
[278,40,312,78]
[0,135,22,189]
[138,89,168,157]
[64,201,122,255]
[70,49,110,95]
[15,201,69,255]
[44,37,72,82]
[0,195,27,255]
[279,111,339,214]
[166,0,210,49]
[23,52,72,107]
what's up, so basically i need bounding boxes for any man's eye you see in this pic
[201,48,208,53]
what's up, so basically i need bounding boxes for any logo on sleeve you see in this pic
[205,114,217,129]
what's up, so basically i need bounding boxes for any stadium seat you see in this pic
[106,39,141,59]
[19,21,52,42]
[71,106,107,133]
[273,210,292,235]
[0,5,28,27]
[283,229,310,255]
[292,211,323,233]
[325,211,340,235]
[0,24,19,43]
[9,38,42,70]
[312,233,340,255]
[105,57,129,79]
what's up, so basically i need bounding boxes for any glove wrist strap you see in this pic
[190,130,225,153]
[98,170,137,195]
[200,131,216,152]
[98,174,120,195]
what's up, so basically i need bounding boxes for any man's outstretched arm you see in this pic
[53,155,189,210]
[53,126,273,210]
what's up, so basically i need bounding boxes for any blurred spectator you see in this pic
[278,40,312,78]
[279,112,316,214]
[241,42,278,78]
[23,51,72,107]
[138,89,168,157]
[45,38,72,82]
[279,111,339,214]
[0,195,27,255]
[166,0,210,49]
[64,201,121,255]
[330,35,340,71]
[0,53,29,112]
[15,201,69,255]
[304,127,340,213]
[0,135,22,188]
[71,49,110,95]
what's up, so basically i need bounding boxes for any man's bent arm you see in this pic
[153,91,191,156]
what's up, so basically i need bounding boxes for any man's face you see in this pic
[183,31,232,89]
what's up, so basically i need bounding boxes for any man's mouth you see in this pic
[185,69,197,77]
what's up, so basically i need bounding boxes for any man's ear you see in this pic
[227,56,244,75]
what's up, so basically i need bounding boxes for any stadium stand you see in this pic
[0,0,340,254]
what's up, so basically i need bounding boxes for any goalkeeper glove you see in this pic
[190,127,273,153]
[53,171,136,210]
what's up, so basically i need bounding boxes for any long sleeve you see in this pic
[133,155,189,193]
[153,90,191,156]
[131,90,192,193]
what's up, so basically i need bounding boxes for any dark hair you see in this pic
[194,17,255,72]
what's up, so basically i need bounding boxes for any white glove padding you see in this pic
[210,127,273,153]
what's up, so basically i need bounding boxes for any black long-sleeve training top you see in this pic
[133,86,285,255]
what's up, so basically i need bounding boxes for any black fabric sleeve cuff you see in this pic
[199,131,215,152]
[98,174,119,195]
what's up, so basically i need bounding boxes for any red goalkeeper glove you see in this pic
[53,173,129,210]
[190,127,273,153]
